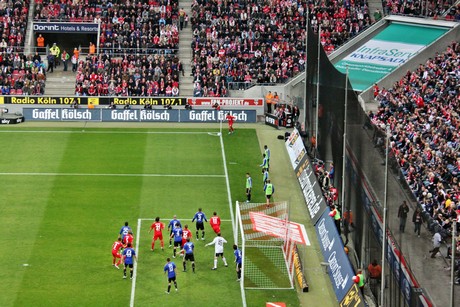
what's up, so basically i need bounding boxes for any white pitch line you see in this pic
[130,219,142,307]
[0,130,214,135]
[218,133,235,241]
[0,172,225,178]
[139,218,233,222]
[218,135,243,306]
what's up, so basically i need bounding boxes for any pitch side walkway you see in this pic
[350,125,460,307]
[255,125,338,307]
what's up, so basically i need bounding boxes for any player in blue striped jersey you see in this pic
[170,224,183,258]
[167,215,181,247]
[233,244,242,281]
[122,243,137,280]
[119,221,132,240]
[164,258,178,293]
[192,208,207,240]
[181,238,195,273]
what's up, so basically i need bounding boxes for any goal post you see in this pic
[235,201,296,296]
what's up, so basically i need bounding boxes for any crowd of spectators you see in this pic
[189,0,373,97]
[0,0,28,50]
[0,0,47,95]
[190,0,308,97]
[382,0,459,21]
[34,0,180,53]
[0,52,47,95]
[0,0,46,95]
[371,41,460,236]
[309,0,372,54]
[74,53,182,96]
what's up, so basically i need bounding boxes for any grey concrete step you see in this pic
[44,71,76,96]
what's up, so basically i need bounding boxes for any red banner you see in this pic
[249,212,310,245]
[187,98,264,107]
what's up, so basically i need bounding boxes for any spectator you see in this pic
[372,42,460,240]
[367,259,382,280]
[429,231,443,258]
[413,207,423,237]
[89,42,96,55]
[71,54,78,72]
[374,9,383,22]
[398,201,410,233]
[37,34,45,53]
[47,53,54,73]
[74,53,181,97]
[266,91,274,114]
[61,50,70,71]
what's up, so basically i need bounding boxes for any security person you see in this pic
[49,43,61,68]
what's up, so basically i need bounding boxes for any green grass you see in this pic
[0,127,299,307]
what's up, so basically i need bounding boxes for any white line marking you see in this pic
[219,133,235,237]
[139,218,233,222]
[130,219,141,307]
[0,172,225,178]
[0,130,213,135]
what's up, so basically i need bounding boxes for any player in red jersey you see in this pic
[123,231,134,248]
[181,224,192,247]
[112,238,123,269]
[180,224,193,256]
[225,112,236,134]
[149,217,165,252]
[210,212,221,234]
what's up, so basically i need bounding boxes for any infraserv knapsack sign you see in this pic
[23,108,256,123]
[335,23,448,91]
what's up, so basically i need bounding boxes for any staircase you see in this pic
[368,0,384,20]
[178,1,194,96]
[44,71,76,96]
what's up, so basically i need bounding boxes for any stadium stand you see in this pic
[33,0,182,96]
[372,41,460,239]
[34,0,180,54]
[0,0,48,95]
[383,0,458,19]
[74,53,181,96]
[189,0,373,97]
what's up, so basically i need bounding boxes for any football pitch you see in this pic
[0,127,300,307]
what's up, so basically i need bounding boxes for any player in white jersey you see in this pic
[205,232,228,270]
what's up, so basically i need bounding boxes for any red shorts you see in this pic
[212,225,220,234]
[112,251,121,258]
[182,238,187,246]
[153,233,163,241]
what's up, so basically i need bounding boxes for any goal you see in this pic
[235,201,296,303]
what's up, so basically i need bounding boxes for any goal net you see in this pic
[235,201,296,292]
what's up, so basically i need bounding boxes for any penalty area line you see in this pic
[0,130,217,135]
[139,218,233,222]
[130,219,142,307]
[0,172,225,178]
